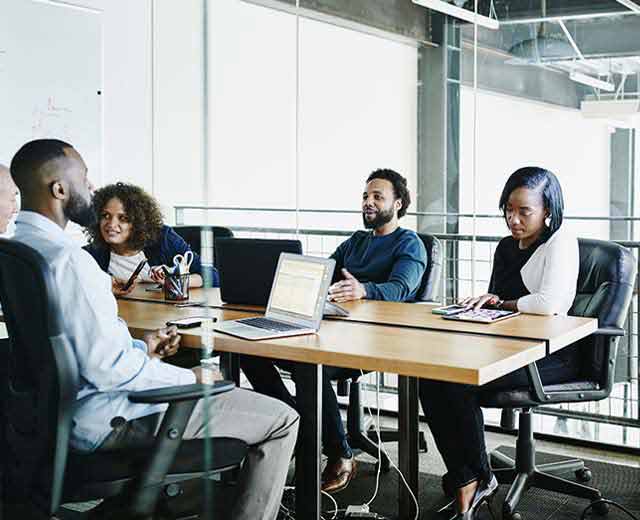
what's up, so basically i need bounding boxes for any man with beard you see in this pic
[241,168,426,493]
[9,139,299,520]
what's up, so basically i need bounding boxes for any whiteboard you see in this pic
[0,0,102,184]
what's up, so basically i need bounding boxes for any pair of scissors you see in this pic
[172,251,194,273]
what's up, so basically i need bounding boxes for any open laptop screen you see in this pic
[266,254,335,328]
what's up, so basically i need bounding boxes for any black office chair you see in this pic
[337,233,443,471]
[0,239,248,519]
[173,225,234,269]
[478,238,636,520]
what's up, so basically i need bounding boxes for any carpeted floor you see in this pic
[277,447,640,520]
[56,446,639,520]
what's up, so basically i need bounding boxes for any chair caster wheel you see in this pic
[504,511,523,520]
[592,500,609,516]
[575,468,592,483]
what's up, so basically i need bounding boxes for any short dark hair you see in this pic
[85,182,164,252]
[498,167,564,236]
[10,139,73,193]
[366,168,411,219]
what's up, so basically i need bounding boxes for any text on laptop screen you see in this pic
[270,258,327,318]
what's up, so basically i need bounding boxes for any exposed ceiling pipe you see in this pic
[411,0,499,30]
[615,0,640,13]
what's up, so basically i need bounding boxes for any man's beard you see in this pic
[362,207,394,230]
[65,190,95,228]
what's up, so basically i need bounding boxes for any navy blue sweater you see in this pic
[330,228,426,301]
[84,225,220,286]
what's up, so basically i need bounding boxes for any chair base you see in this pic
[489,408,605,520]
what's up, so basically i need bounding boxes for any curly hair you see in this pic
[366,168,411,219]
[85,182,164,251]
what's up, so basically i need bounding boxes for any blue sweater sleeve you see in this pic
[363,235,427,301]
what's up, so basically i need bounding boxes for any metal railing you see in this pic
[175,205,640,447]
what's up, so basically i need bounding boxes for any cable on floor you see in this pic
[580,499,639,520]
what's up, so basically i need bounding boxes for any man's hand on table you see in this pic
[328,268,366,303]
[144,325,181,359]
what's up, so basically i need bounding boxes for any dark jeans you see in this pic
[419,345,581,489]
[240,355,360,459]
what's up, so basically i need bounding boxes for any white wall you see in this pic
[1,0,420,233]
[459,87,611,240]
[297,18,418,232]
[205,0,418,231]
[153,0,205,217]
[101,0,153,191]
[207,0,297,228]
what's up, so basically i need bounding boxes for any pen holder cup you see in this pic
[164,273,190,301]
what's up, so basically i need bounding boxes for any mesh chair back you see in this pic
[414,233,442,301]
[0,239,77,515]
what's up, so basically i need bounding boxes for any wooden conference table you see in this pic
[119,287,597,519]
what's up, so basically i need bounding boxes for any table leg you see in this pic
[219,352,240,385]
[398,375,419,519]
[295,363,322,520]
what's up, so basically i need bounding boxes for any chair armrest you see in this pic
[593,326,625,337]
[129,381,235,404]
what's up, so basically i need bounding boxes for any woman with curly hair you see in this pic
[84,182,217,296]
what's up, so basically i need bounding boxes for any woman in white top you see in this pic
[419,167,580,519]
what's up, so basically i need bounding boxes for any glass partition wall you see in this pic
[184,0,639,452]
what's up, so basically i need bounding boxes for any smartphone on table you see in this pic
[166,316,217,329]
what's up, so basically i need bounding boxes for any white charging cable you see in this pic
[321,489,339,520]
[360,370,420,520]
[282,486,340,520]
[364,371,382,507]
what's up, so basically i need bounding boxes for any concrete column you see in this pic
[609,129,635,241]
[416,16,461,302]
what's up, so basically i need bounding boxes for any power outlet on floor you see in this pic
[345,504,378,518]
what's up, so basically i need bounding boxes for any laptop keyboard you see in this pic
[238,317,302,332]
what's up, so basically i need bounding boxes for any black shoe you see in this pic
[448,475,498,520]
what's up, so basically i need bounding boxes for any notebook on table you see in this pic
[214,253,335,340]
[442,308,520,324]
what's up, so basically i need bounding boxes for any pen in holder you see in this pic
[164,270,190,301]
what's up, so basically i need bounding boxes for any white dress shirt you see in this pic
[517,226,579,315]
[14,211,196,451]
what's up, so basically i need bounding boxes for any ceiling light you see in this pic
[30,0,101,14]
[570,72,615,92]
[411,0,499,30]
[615,0,640,13]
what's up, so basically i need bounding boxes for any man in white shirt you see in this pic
[9,139,298,520]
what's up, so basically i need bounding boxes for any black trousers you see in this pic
[419,345,581,489]
[240,355,361,459]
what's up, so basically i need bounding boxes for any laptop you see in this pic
[215,238,303,305]
[215,237,350,317]
[214,253,335,340]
